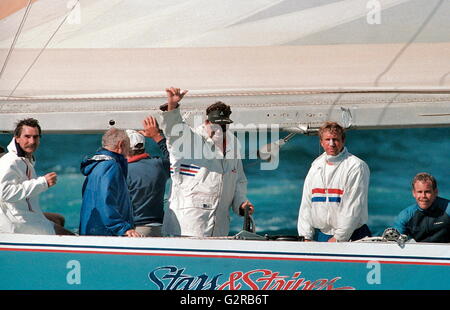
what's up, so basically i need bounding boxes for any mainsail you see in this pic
[0,0,449,132]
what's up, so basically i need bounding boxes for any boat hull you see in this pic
[0,234,449,290]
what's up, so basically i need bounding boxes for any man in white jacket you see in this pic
[0,118,72,235]
[297,122,371,242]
[155,87,254,237]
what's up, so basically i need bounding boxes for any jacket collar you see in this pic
[95,148,128,176]
[127,153,150,163]
[81,148,126,176]
[325,147,349,165]
[312,147,350,168]
[416,196,447,214]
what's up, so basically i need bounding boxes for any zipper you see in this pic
[21,158,34,212]
[210,158,226,237]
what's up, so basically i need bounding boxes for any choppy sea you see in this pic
[1,127,449,237]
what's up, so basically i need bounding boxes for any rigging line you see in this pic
[0,0,34,80]
[7,0,81,99]
[374,0,444,86]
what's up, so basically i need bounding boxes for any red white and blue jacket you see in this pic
[158,107,248,237]
[297,147,370,241]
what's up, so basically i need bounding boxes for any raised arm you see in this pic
[140,116,164,143]
[166,87,188,111]
[140,116,170,173]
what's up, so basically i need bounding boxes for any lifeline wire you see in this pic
[0,0,33,80]
[7,0,81,99]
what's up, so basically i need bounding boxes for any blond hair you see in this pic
[318,122,346,140]
[412,172,437,190]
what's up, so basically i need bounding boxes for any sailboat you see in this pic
[0,0,449,290]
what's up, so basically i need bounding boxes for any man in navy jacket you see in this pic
[126,116,170,237]
[394,172,449,243]
[79,128,141,237]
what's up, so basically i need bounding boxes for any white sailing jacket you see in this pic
[0,139,55,234]
[158,108,248,237]
[297,147,370,241]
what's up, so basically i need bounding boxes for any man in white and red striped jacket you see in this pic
[297,122,371,242]
[155,87,254,238]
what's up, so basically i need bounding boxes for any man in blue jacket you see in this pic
[79,128,142,237]
[393,172,449,243]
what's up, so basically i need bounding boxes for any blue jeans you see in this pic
[315,224,372,242]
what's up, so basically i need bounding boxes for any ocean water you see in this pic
[1,127,449,237]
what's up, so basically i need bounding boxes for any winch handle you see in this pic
[243,205,255,233]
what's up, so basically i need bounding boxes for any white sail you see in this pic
[0,0,449,132]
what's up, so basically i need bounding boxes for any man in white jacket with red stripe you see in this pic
[155,87,254,237]
[297,122,371,242]
[0,118,72,235]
